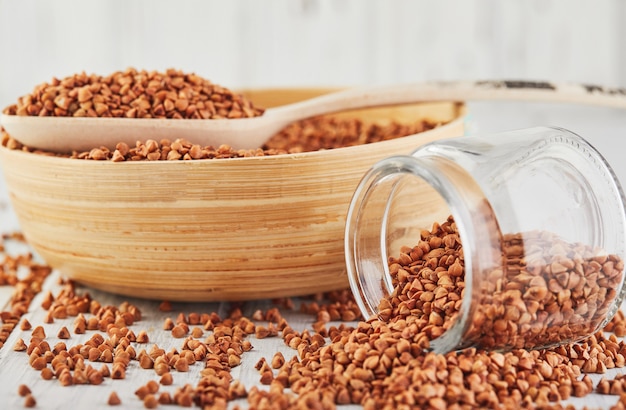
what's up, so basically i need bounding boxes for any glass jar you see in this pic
[345,126,626,353]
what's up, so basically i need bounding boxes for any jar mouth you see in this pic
[345,153,499,353]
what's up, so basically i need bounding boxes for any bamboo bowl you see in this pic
[0,88,465,301]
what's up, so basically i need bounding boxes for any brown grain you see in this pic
[134,385,149,400]
[110,364,125,379]
[31,326,45,339]
[13,338,26,351]
[159,372,173,386]
[17,384,31,396]
[57,326,70,339]
[175,391,193,407]
[271,351,285,369]
[139,352,154,369]
[265,115,436,153]
[158,392,172,405]
[136,330,149,343]
[145,380,159,394]
[20,319,32,331]
[171,324,187,338]
[40,367,54,380]
[3,68,264,120]
[260,369,274,385]
[24,393,36,408]
[88,370,103,385]
[30,355,47,370]
[174,357,189,372]
[158,301,172,312]
[255,325,271,339]
[191,327,203,338]
[107,391,121,406]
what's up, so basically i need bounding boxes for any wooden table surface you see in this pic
[1,101,626,409]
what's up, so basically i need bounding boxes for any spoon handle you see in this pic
[268,80,626,121]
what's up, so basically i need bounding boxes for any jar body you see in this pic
[345,126,626,353]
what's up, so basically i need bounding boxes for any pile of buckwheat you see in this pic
[2,68,264,120]
[4,216,626,409]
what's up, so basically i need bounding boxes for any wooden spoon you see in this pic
[2,80,626,153]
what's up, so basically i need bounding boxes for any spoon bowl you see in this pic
[0,113,281,153]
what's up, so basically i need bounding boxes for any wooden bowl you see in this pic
[0,88,465,301]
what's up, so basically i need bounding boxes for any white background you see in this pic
[1,0,625,109]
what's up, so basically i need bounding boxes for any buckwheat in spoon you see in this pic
[2,79,626,154]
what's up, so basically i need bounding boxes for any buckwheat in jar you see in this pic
[345,126,626,353]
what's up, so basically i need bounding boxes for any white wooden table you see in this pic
[1,101,626,409]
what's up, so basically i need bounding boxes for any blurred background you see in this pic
[1,0,624,107]
[0,0,625,188]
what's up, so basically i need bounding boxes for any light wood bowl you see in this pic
[0,88,465,301]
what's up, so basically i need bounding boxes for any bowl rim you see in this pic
[0,102,466,165]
